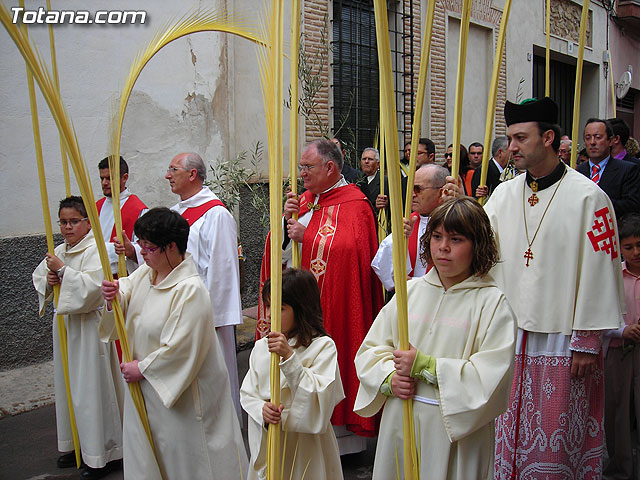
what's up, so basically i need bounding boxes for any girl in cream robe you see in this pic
[33,206,123,469]
[354,197,517,480]
[99,207,247,480]
[241,268,345,480]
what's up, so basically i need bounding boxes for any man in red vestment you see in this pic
[256,139,383,453]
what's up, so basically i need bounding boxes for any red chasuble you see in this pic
[256,183,383,437]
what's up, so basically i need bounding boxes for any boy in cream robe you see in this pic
[99,207,247,480]
[32,196,123,474]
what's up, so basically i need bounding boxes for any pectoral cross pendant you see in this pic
[524,247,533,267]
[528,180,539,206]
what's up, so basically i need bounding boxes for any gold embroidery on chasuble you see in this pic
[309,205,339,294]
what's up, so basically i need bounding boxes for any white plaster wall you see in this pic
[0,0,269,237]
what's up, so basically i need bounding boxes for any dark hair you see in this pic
[536,122,562,152]
[447,143,471,174]
[420,197,499,278]
[607,118,631,145]
[585,118,613,139]
[59,196,87,217]
[134,207,190,254]
[419,137,436,155]
[619,213,640,241]
[468,141,484,151]
[312,139,344,171]
[98,156,128,176]
[261,268,328,348]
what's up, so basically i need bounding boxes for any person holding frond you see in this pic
[355,197,517,479]
[99,208,247,479]
[33,196,124,479]
[241,268,344,480]
[256,139,383,454]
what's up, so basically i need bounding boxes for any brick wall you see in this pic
[302,0,331,143]
[302,0,507,154]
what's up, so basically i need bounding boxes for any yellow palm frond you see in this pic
[372,1,419,478]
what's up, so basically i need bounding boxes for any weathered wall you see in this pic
[0,0,272,370]
[0,234,59,370]
[0,0,270,237]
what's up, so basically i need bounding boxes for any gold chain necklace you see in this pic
[522,170,566,266]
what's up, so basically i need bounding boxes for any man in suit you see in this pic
[471,136,509,200]
[330,137,364,183]
[577,118,640,219]
[468,141,484,169]
[608,118,640,165]
[359,147,386,215]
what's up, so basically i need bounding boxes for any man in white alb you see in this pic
[443,98,625,478]
[166,152,244,424]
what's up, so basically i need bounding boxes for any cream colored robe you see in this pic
[240,336,345,480]
[99,254,248,480]
[354,269,517,480]
[32,231,123,468]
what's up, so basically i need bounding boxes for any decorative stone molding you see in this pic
[549,0,592,47]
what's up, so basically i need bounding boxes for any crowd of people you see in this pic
[32,97,639,480]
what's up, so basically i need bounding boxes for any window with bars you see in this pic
[331,0,415,162]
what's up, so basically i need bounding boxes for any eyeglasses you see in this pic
[166,166,187,174]
[444,153,453,159]
[413,185,441,194]
[139,242,161,253]
[470,152,483,156]
[298,163,321,172]
[57,218,88,227]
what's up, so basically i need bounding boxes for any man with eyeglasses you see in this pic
[371,164,448,291]
[96,156,147,276]
[165,152,244,425]
[557,139,572,165]
[256,138,383,454]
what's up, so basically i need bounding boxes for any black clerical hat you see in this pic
[504,97,558,126]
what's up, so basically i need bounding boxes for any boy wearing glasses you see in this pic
[32,196,123,479]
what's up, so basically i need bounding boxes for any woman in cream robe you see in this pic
[241,334,345,480]
[99,207,247,480]
[33,229,124,468]
[354,269,516,480]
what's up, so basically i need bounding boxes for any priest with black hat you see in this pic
[445,97,625,478]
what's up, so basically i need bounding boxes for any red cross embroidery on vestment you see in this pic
[587,207,618,259]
